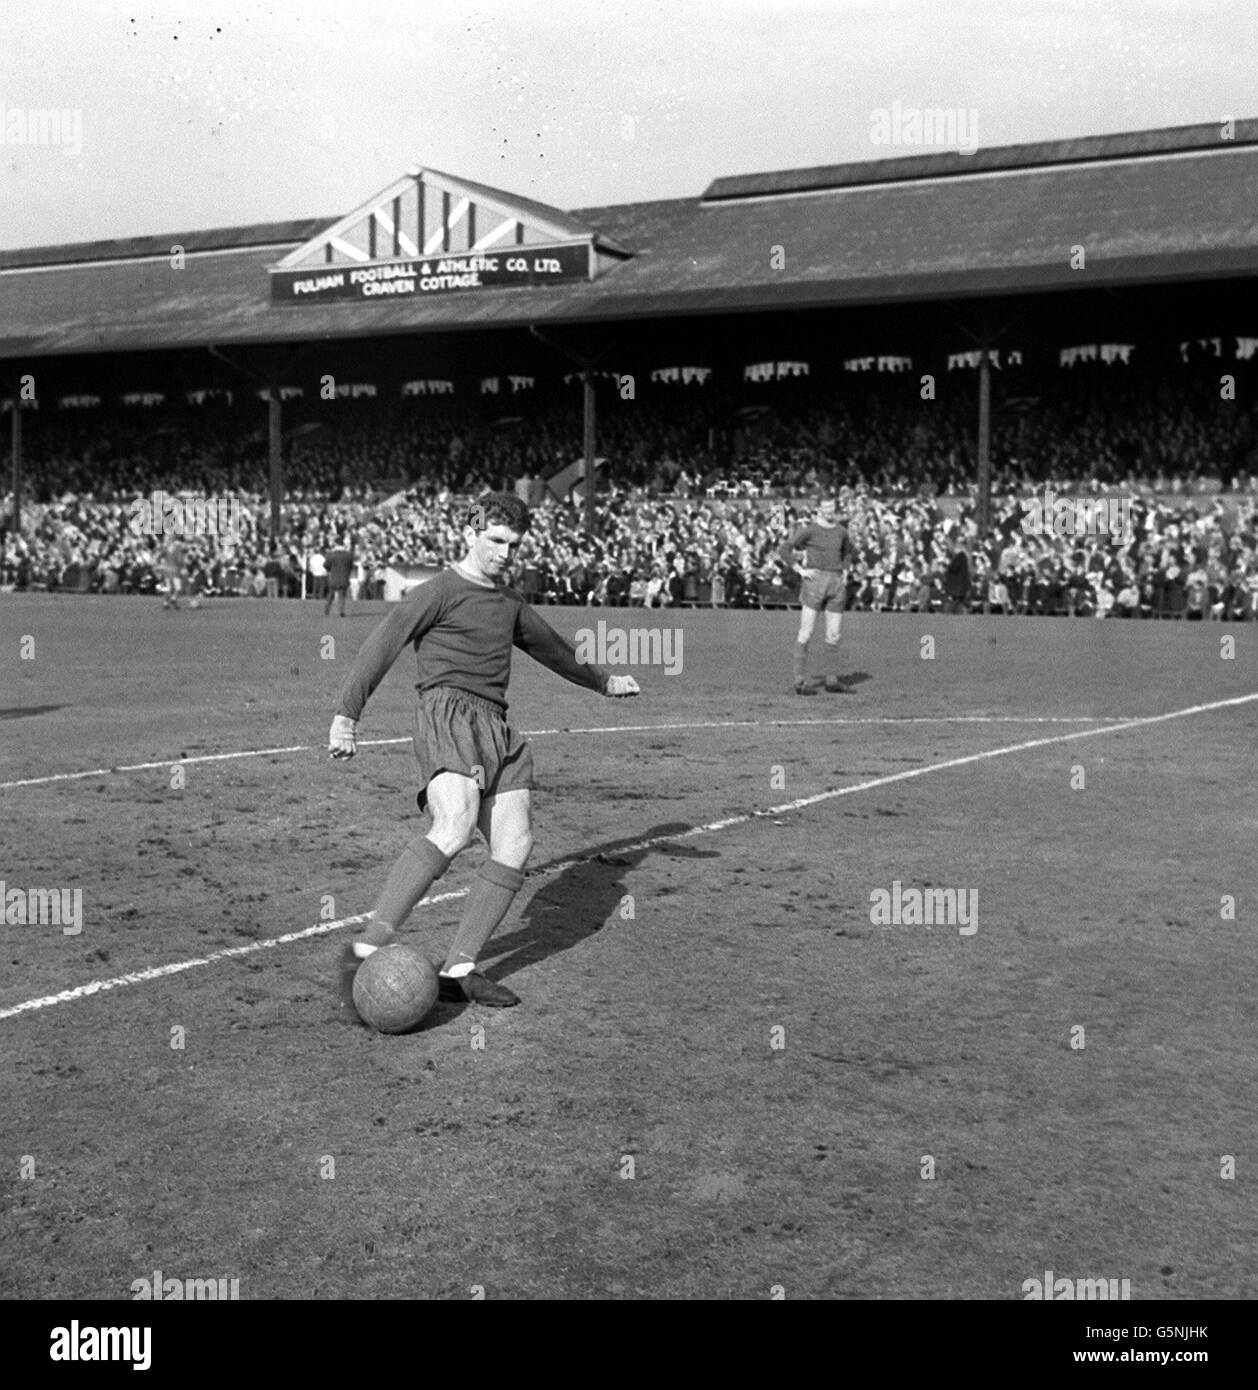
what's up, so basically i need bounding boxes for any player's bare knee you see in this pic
[429,811,478,855]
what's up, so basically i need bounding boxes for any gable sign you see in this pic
[271,166,598,305]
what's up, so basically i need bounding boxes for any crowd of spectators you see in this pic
[3,360,1257,619]
[4,481,1256,621]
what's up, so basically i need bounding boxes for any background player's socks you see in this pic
[792,640,809,685]
[368,835,452,929]
[824,638,845,691]
[442,859,525,976]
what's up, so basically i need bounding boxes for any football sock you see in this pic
[442,859,526,975]
[356,919,397,952]
[369,835,452,931]
[793,640,809,683]
[825,636,841,672]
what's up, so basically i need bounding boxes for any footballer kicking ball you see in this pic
[352,944,440,1033]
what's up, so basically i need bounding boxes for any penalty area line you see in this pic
[1,690,1253,1022]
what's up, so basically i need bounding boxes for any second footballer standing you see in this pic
[780,496,855,694]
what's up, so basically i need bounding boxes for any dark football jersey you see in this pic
[337,568,609,719]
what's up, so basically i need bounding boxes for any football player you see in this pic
[159,539,187,610]
[779,497,855,693]
[329,493,639,1009]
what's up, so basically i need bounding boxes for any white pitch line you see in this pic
[0,890,446,1021]
[0,714,1129,791]
[1,690,1253,1023]
[0,743,313,790]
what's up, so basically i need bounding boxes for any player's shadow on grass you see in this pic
[0,704,66,719]
[479,821,720,987]
[339,823,718,1030]
[835,671,871,690]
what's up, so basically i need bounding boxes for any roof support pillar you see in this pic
[9,380,22,537]
[268,387,283,541]
[582,372,596,536]
[208,344,308,544]
[528,325,614,538]
[977,348,992,535]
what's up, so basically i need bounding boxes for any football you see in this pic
[351,944,440,1033]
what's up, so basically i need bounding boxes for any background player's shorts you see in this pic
[800,570,846,612]
[412,685,534,812]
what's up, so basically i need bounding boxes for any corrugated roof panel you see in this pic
[0,218,336,272]
[1,123,1256,359]
[702,118,1258,200]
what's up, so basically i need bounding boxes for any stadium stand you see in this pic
[2,120,1256,617]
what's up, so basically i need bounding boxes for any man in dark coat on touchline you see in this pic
[325,541,355,617]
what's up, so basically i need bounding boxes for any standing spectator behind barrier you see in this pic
[944,540,971,614]
[324,542,354,617]
[308,548,327,600]
[263,547,284,599]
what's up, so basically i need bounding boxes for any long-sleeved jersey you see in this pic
[779,521,854,573]
[336,568,609,720]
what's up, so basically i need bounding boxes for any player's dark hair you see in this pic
[468,492,530,535]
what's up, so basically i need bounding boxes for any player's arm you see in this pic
[328,591,441,759]
[779,526,815,578]
[513,603,639,697]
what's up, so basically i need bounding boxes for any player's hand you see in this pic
[798,566,818,580]
[605,675,640,698]
[328,714,358,759]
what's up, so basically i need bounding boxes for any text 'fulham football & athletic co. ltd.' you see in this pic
[271,244,590,303]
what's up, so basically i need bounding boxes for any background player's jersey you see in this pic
[160,542,186,578]
[337,568,609,719]
[779,521,854,573]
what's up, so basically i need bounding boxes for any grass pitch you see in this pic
[1,595,1254,1299]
